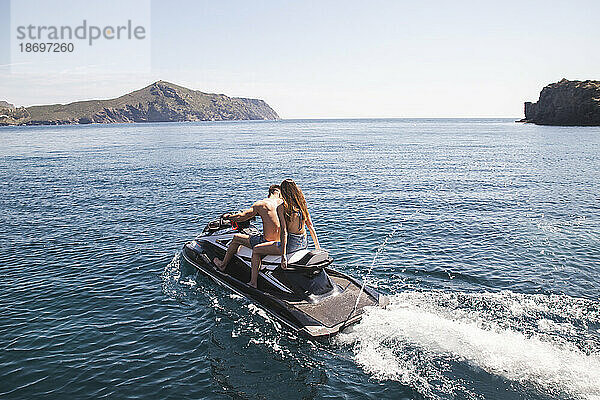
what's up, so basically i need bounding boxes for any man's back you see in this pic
[254,197,282,241]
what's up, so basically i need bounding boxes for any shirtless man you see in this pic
[213,185,282,271]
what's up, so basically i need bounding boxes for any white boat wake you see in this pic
[338,290,600,399]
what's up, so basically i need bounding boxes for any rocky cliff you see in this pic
[522,79,600,126]
[0,103,29,124]
[0,81,279,126]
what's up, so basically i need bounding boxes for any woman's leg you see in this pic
[249,242,281,288]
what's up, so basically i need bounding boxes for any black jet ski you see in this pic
[180,214,387,339]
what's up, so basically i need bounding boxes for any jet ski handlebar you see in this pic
[217,212,255,230]
[202,213,257,234]
[219,212,233,226]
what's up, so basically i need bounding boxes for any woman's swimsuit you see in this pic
[277,210,308,253]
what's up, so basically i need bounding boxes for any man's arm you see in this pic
[229,203,259,222]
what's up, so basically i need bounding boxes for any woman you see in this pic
[249,179,320,288]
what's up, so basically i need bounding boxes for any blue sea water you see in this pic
[1,119,599,399]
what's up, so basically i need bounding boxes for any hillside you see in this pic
[0,81,279,126]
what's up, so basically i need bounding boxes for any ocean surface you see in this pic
[1,119,599,399]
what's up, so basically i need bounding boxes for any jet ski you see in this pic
[180,214,387,339]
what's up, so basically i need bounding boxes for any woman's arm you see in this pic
[306,215,320,250]
[277,204,288,269]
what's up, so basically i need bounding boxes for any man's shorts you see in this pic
[249,234,267,248]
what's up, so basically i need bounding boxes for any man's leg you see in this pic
[249,242,281,288]
[214,233,250,271]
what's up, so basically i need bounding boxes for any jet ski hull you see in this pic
[179,221,387,339]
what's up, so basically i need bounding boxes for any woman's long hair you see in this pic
[280,179,309,228]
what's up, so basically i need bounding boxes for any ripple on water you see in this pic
[1,120,599,399]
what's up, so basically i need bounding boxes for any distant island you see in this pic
[0,81,279,126]
[520,79,600,126]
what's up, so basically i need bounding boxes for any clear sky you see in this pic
[1,0,599,118]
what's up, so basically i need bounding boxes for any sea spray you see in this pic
[346,224,402,323]
[338,290,600,399]
[161,252,183,298]
[161,252,200,301]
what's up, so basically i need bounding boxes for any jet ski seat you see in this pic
[235,246,332,271]
[287,249,330,267]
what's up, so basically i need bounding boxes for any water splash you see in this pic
[338,290,600,399]
[161,252,199,300]
[347,224,402,321]
[161,252,183,297]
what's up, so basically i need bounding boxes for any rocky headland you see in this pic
[521,79,600,126]
[0,81,279,126]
